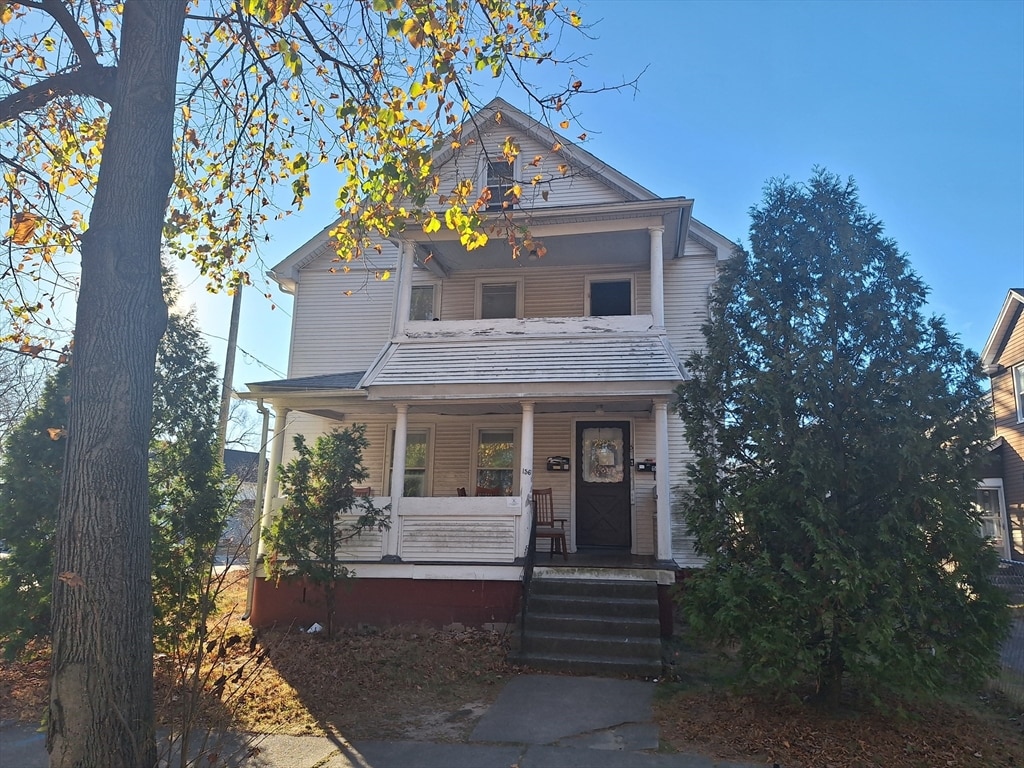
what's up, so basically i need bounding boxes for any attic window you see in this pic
[485,159,516,211]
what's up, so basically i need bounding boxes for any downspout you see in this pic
[241,398,272,621]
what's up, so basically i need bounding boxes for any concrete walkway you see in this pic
[1,675,760,767]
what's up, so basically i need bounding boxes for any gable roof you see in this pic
[431,97,657,203]
[981,289,1024,371]
[266,97,713,288]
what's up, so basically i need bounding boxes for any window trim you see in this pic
[473,424,519,496]
[475,277,524,320]
[976,478,1010,560]
[585,274,635,317]
[387,426,433,497]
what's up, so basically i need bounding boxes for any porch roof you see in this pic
[358,335,684,399]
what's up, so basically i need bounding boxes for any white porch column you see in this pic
[386,403,409,558]
[257,406,290,558]
[649,225,665,328]
[654,399,672,561]
[518,401,535,556]
[393,240,415,337]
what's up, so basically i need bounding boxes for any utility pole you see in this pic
[217,285,242,457]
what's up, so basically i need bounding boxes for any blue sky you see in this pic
[182,0,1024,424]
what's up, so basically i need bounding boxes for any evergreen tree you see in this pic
[149,273,229,650]
[263,425,390,639]
[0,272,227,656]
[677,169,1008,706]
[0,365,70,655]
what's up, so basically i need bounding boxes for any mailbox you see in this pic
[546,456,570,471]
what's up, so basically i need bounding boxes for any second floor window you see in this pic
[409,284,436,321]
[481,283,518,319]
[589,279,632,316]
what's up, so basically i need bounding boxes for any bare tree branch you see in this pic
[0,66,117,123]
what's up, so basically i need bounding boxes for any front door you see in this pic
[576,421,631,549]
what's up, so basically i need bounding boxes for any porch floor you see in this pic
[531,547,677,572]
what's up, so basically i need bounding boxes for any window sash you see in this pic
[476,428,515,494]
[409,285,435,321]
[389,430,429,497]
[481,283,517,319]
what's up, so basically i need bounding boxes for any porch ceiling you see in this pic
[401,198,692,273]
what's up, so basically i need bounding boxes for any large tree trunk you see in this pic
[48,2,186,766]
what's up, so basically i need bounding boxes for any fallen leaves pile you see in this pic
[654,689,1024,767]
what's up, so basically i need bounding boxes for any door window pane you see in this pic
[582,427,624,483]
[477,429,514,494]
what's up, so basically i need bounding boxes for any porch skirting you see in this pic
[248,576,522,629]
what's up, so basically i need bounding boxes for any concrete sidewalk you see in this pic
[1,675,760,767]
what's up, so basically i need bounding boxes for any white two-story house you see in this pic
[242,98,734,634]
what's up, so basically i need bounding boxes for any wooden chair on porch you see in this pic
[353,487,372,497]
[475,486,501,496]
[457,487,467,497]
[532,487,567,560]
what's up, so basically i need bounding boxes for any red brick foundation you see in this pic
[249,577,522,629]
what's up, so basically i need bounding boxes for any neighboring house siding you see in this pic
[993,311,1024,557]
[288,249,398,378]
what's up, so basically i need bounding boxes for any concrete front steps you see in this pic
[511,577,663,678]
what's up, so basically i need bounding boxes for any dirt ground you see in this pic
[2,572,1023,768]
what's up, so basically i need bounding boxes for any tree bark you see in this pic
[48,2,186,766]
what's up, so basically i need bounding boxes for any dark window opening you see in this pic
[590,280,632,316]
[486,160,515,211]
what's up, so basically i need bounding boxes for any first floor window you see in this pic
[389,429,429,497]
[476,428,515,494]
[975,484,1006,551]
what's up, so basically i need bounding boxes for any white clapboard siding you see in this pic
[664,253,718,361]
[399,517,518,562]
[631,417,657,556]
[429,419,476,496]
[335,517,386,560]
[289,249,398,378]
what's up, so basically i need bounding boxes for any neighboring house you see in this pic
[219,448,262,563]
[981,289,1024,560]
[241,98,734,631]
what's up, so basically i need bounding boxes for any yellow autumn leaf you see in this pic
[559,120,569,129]
[381,269,391,281]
